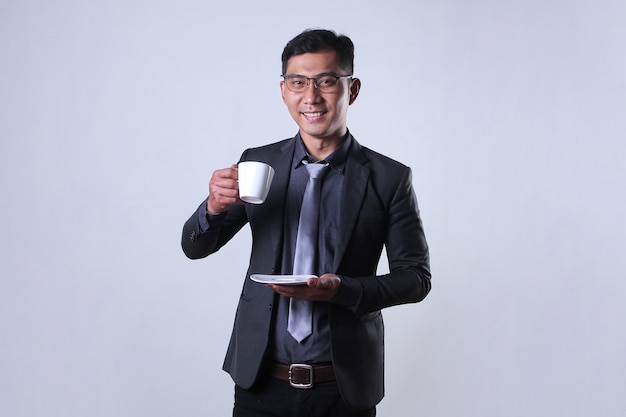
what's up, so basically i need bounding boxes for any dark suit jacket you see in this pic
[182,135,431,410]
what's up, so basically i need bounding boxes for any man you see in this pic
[182,29,431,417]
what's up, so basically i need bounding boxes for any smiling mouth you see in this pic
[302,111,325,118]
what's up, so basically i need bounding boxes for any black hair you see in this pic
[281,29,355,75]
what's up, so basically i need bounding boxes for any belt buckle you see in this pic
[289,363,314,389]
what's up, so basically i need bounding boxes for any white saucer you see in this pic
[250,274,316,285]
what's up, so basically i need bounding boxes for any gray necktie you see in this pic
[288,161,330,342]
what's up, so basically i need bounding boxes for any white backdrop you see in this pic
[1,1,625,416]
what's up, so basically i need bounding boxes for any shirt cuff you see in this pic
[197,199,226,232]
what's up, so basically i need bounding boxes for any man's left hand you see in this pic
[267,274,341,301]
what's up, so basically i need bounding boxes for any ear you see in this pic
[348,78,361,105]
[280,80,287,104]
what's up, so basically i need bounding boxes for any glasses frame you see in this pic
[281,73,353,93]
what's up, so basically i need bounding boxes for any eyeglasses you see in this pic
[281,73,353,93]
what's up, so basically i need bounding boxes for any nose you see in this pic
[302,79,321,103]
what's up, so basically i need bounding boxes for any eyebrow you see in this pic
[283,72,343,78]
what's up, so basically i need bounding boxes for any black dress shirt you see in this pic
[269,133,351,364]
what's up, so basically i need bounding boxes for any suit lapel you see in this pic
[333,139,370,271]
[259,139,295,271]
[251,136,370,273]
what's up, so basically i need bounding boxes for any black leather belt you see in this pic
[270,363,336,389]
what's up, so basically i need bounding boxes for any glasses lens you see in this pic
[316,76,339,92]
[284,75,347,92]
[286,76,307,92]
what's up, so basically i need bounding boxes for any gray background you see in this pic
[1,0,625,416]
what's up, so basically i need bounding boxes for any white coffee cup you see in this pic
[238,161,275,204]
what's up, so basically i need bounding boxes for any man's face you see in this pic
[281,50,360,147]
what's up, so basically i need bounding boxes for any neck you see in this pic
[300,131,347,161]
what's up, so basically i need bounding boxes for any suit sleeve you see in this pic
[181,198,248,260]
[333,167,431,315]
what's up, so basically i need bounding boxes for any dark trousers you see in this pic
[233,376,376,417]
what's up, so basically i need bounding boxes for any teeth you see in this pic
[303,112,323,117]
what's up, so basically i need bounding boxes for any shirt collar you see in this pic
[292,131,352,174]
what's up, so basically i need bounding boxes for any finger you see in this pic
[209,183,239,200]
[211,172,238,189]
[267,284,297,297]
[309,276,330,289]
[209,166,239,190]
[208,164,241,196]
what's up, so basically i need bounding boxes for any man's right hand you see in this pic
[206,164,242,214]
